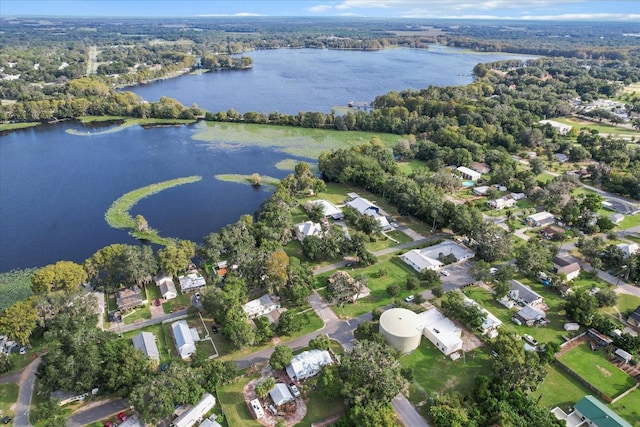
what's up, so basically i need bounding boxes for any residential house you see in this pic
[306,199,344,220]
[345,196,391,230]
[199,419,221,427]
[601,198,640,215]
[243,294,280,320]
[172,393,216,427]
[171,320,197,359]
[542,225,565,240]
[132,331,160,363]
[294,221,322,241]
[509,280,544,306]
[554,153,569,163]
[418,308,463,356]
[50,390,89,406]
[400,241,475,273]
[574,395,631,427]
[470,162,491,174]
[487,196,517,210]
[116,286,144,311]
[269,383,294,406]
[511,192,526,201]
[456,166,481,181]
[463,296,502,337]
[588,328,613,347]
[525,211,555,227]
[286,350,332,381]
[627,306,640,330]
[553,256,581,281]
[472,185,490,196]
[514,305,546,326]
[539,119,572,135]
[178,272,206,293]
[155,273,178,300]
[617,242,639,257]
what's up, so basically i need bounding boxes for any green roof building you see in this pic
[574,395,632,427]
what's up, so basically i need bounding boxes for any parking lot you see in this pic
[441,261,475,292]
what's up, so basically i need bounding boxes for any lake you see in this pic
[129,46,533,114]
[1,46,532,271]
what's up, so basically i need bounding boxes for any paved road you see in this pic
[392,394,431,427]
[66,398,128,427]
[14,358,40,427]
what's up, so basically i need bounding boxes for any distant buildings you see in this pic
[456,166,481,181]
[539,119,572,135]
[525,211,555,227]
[617,242,639,257]
[400,241,474,273]
[306,199,344,220]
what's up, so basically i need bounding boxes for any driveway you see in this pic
[13,357,40,427]
[441,261,474,292]
[108,308,188,334]
[66,398,129,427]
[392,394,431,427]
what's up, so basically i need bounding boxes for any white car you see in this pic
[289,383,301,398]
[404,295,415,303]
[440,270,450,276]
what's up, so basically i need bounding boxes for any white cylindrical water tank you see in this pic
[379,307,422,353]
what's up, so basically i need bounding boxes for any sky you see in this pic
[1,0,639,21]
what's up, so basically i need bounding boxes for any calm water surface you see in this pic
[1,47,533,271]
[130,46,533,114]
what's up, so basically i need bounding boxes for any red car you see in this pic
[103,422,113,427]
[118,412,129,421]
[154,299,161,306]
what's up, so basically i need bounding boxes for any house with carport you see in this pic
[553,256,581,281]
[286,349,332,381]
[171,320,198,359]
[155,273,178,300]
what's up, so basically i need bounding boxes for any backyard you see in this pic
[121,323,172,365]
[0,383,18,424]
[558,342,637,400]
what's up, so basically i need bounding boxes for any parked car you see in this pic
[440,270,450,276]
[289,383,301,398]
[154,299,161,306]
[511,317,523,325]
[19,346,27,355]
[211,324,219,334]
[195,292,201,300]
[523,334,539,346]
[117,412,128,422]
[404,295,415,303]
[2,416,12,424]
[103,422,113,427]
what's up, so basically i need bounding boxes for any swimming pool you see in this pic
[462,181,474,187]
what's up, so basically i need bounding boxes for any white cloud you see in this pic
[334,0,589,14]
[309,4,333,12]
[198,12,265,17]
[519,13,640,21]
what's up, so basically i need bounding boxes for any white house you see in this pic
[132,331,160,362]
[294,221,322,241]
[345,196,392,230]
[269,383,294,406]
[509,280,544,306]
[178,273,206,293]
[171,320,197,359]
[418,308,463,355]
[472,185,490,196]
[307,199,344,220]
[155,273,178,300]
[172,393,216,427]
[552,256,581,281]
[539,119,572,135]
[243,294,280,320]
[457,166,481,181]
[286,349,332,381]
[617,242,639,257]
[487,196,517,210]
[525,211,555,227]
[400,241,475,273]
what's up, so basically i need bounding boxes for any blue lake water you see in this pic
[0,46,533,271]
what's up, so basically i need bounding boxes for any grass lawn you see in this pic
[298,389,345,425]
[0,122,40,132]
[535,172,557,184]
[463,284,574,345]
[122,305,152,325]
[398,159,428,175]
[283,239,304,260]
[322,255,421,319]
[146,284,161,300]
[386,230,414,244]
[365,231,412,252]
[619,214,640,230]
[401,339,493,397]
[121,323,172,365]
[217,375,262,427]
[162,293,191,313]
[609,388,640,426]
[558,343,636,399]
[0,383,18,422]
[554,117,639,137]
[530,364,592,411]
